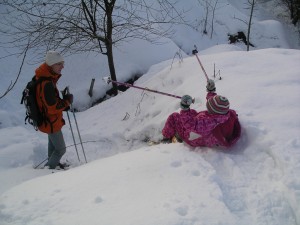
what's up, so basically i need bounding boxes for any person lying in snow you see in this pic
[162,79,241,148]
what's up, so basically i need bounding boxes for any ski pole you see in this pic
[192,47,209,81]
[34,157,48,169]
[66,107,81,162]
[62,87,81,163]
[66,87,88,163]
[104,77,182,100]
[71,108,87,163]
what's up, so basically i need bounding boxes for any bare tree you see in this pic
[247,0,257,51]
[199,0,210,34]
[197,0,222,39]
[210,0,219,39]
[233,0,257,51]
[280,0,300,25]
[0,0,186,96]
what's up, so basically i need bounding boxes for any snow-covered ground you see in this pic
[0,1,299,225]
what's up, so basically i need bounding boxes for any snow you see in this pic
[0,1,300,225]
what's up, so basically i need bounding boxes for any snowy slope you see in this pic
[0,0,300,224]
[0,47,299,225]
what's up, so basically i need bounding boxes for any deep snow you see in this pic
[0,0,300,225]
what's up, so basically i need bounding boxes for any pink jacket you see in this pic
[162,93,241,148]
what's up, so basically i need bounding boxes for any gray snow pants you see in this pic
[45,130,66,169]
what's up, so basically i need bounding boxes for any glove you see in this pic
[206,79,216,92]
[63,106,70,111]
[63,94,73,104]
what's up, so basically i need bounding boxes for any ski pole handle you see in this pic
[65,86,70,95]
[61,86,70,96]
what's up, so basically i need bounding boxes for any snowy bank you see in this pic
[0,48,299,225]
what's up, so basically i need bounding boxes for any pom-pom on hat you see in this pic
[45,51,64,66]
[206,95,230,114]
[180,95,193,110]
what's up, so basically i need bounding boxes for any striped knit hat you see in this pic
[206,95,230,114]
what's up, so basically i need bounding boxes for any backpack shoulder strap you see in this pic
[34,76,52,97]
[34,76,52,84]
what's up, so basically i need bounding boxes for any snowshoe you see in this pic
[39,162,70,170]
[58,162,70,170]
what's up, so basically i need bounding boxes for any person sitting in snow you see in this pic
[162,79,241,148]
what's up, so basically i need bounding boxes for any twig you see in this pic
[0,40,30,99]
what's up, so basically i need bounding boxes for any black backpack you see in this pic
[20,76,50,130]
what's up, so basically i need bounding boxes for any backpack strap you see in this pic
[35,76,55,132]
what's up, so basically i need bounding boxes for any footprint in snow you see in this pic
[94,196,103,204]
[191,170,201,176]
[170,161,182,168]
[175,206,189,216]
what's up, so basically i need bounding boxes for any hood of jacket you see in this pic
[35,63,61,82]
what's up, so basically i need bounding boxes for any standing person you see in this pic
[35,51,73,169]
[162,79,241,148]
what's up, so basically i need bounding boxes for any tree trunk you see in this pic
[105,0,118,96]
[203,2,209,34]
[106,40,118,96]
[247,0,255,51]
[210,0,218,39]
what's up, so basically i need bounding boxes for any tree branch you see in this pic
[0,39,30,99]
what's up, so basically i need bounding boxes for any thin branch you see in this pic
[0,39,30,99]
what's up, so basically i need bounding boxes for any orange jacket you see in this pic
[35,63,70,134]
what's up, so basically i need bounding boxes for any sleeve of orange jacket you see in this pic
[43,81,70,114]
